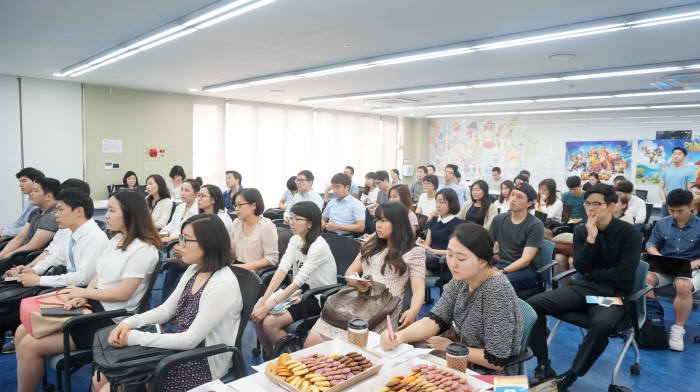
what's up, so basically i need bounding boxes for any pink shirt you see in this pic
[408,210,419,227]
[229,217,279,265]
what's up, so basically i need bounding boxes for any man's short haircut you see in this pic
[365,172,376,180]
[666,189,693,207]
[15,167,45,182]
[375,170,389,182]
[565,175,582,189]
[672,146,688,156]
[56,188,95,219]
[344,166,354,175]
[34,177,61,198]
[455,172,462,180]
[492,167,501,174]
[614,179,634,194]
[519,169,531,178]
[588,172,599,180]
[169,165,186,179]
[514,174,529,183]
[422,174,439,189]
[331,173,352,187]
[225,170,242,186]
[234,188,265,215]
[297,169,314,183]
[427,164,436,171]
[286,176,297,192]
[60,178,91,195]
[613,175,627,184]
[417,165,427,173]
[584,183,618,204]
[445,164,459,175]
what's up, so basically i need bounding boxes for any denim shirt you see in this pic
[646,214,700,260]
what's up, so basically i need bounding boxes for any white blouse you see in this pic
[278,235,337,290]
[533,199,563,223]
[150,198,174,230]
[416,192,437,216]
[161,201,199,237]
[96,233,160,313]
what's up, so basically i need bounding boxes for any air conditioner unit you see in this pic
[652,72,700,90]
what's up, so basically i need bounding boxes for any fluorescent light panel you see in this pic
[56,0,276,77]
[206,4,700,92]
[426,103,700,118]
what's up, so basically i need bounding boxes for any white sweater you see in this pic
[124,265,242,379]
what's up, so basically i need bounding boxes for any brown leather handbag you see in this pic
[320,278,402,331]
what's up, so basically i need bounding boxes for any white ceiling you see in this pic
[3,0,700,116]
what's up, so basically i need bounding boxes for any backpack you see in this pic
[92,325,180,388]
[636,297,668,350]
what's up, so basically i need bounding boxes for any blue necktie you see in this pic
[68,236,76,273]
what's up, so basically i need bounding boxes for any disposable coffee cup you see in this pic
[347,318,369,347]
[445,342,469,372]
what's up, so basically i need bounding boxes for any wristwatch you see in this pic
[503,269,509,275]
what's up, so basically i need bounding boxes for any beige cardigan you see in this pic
[457,201,499,229]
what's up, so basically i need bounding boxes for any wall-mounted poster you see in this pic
[636,139,700,185]
[565,140,633,182]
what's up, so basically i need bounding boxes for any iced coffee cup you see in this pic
[347,318,369,347]
[446,342,469,372]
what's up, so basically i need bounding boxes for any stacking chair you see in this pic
[546,261,651,392]
[503,299,538,375]
[271,233,360,355]
[146,266,262,390]
[43,252,164,392]
[515,240,557,300]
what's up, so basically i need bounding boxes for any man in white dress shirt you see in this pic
[614,179,647,229]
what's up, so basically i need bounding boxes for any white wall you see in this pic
[21,78,83,181]
[0,75,22,226]
[428,110,700,205]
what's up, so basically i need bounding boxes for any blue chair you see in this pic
[515,240,557,300]
[504,299,538,375]
[547,261,652,392]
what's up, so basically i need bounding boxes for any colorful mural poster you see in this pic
[636,139,700,185]
[428,119,537,181]
[565,140,633,182]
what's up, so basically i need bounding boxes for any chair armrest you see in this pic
[149,345,243,390]
[503,348,533,367]
[257,265,277,278]
[299,283,344,329]
[624,284,655,336]
[552,269,578,288]
[320,286,344,307]
[163,240,178,257]
[552,226,573,236]
[62,309,130,333]
[536,261,557,275]
[259,267,280,287]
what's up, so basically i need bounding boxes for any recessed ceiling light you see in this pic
[188,88,198,92]
[284,98,291,103]
[548,53,577,61]
[409,113,416,117]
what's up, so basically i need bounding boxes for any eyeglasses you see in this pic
[583,201,604,208]
[289,216,308,223]
[295,178,308,183]
[196,193,210,199]
[234,202,249,209]
[178,235,198,246]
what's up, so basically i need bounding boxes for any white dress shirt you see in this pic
[34,220,109,287]
[627,195,647,224]
[162,201,199,237]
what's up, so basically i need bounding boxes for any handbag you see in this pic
[19,286,92,338]
[320,277,401,331]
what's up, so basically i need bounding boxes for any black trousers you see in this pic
[527,278,626,377]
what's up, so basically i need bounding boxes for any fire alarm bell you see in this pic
[149,149,158,158]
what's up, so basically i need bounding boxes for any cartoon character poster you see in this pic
[636,139,700,185]
[565,140,633,182]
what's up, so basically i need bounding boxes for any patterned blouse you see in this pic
[427,273,523,375]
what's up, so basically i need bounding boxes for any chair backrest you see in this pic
[277,226,293,260]
[535,240,556,289]
[517,299,537,373]
[230,266,263,349]
[633,260,649,328]
[169,202,180,221]
[644,203,653,225]
[635,189,648,201]
[137,251,165,314]
[321,233,361,280]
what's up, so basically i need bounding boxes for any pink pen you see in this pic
[386,314,396,345]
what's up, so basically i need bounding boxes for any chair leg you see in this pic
[630,337,641,375]
[610,333,634,389]
[546,320,562,346]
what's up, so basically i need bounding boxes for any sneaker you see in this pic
[531,360,557,386]
[669,324,685,351]
[1,341,15,354]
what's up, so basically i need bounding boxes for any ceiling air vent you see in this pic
[364,96,420,108]
[652,72,700,90]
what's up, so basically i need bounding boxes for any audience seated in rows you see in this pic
[457,180,498,229]
[15,190,162,392]
[410,165,427,203]
[0,168,44,239]
[489,182,544,293]
[645,189,700,352]
[534,178,563,224]
[493,180,513,213]
[198,184,233,231]
[96,213,241,392]
[145,174,174,230]
[381,223,523,376]
[486,167,503,199]
[439,164,466,207]
[304,202,426,347]
[230,188,279,272]
[167,165,186,203]
[614,179,647,226]
[279,176,297,211]
[283,170,323,222]
[322,173,366,235]
[388,184,419,233]
[0,177,61,275]
[368,170,391,215]
[160,179,201,242]
[361,172,379,206]
[251,201,337,357]
[416,174,438,220]
[223,170,243,214]
[420,188,464,283]
[527,184,642,391]
[325,166,359,201]
[561,175,585,224]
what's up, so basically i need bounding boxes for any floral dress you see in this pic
[311,246,425,340]
[162,274,212,392]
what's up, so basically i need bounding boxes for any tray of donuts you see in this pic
[260,340,383,392]
[360,359,491,392]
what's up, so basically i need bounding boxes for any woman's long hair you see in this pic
[469,180,491,226]
[145,174,171,210]
[290,201,322,255]
[498,180,514,203]
[113,190,162,251]
[361,202,414,275]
